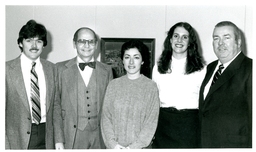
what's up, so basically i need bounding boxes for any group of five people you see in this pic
[5,19,252,149]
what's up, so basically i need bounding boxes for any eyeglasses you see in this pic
[76,39,96,47]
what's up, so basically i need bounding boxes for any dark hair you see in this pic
[157,22,204,74]
[215,21,241,42]
[73,27,98,42]
[17,20,47,50]
[121,39,150,78]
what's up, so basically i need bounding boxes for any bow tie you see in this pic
[79,62,96,70]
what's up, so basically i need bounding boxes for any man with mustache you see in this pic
[6,20,56,149]
[199,21,252,148]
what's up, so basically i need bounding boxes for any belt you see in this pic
[32,122,46,126]
[161,107,198,112]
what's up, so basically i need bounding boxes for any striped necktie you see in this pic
[31,62,41,125]
[211,64,224,86]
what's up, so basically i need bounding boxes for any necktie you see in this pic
[31,62,41,125]
[79,62,96,71]
[211,64,224,86]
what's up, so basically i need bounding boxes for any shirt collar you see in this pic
[21,53,41,67]
[218,51,241,70]
[76,56,95,64]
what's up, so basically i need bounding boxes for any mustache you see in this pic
[30,48,39,51]
[218,45,226,50]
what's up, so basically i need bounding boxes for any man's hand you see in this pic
[55,143,64,150]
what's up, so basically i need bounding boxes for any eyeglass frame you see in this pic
[76,39,97,47]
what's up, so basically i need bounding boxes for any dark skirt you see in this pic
[152,107,199,148]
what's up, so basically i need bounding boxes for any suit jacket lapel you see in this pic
[206,53,245,100]
[95,61,108,114]
[202,61,218,101]
[63,58,78,117]
[41,59,53,113]
[9,57,30,112]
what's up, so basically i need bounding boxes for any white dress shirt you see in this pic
[153,57,206,109]
[20,53,46,123]
[203,51,241,99]
[77,56,94,86]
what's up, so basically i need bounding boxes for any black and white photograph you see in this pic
[3,0,254,150]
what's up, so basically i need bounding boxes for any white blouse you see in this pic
[152,57,206,110]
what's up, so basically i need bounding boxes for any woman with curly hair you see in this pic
[152,22,206,148]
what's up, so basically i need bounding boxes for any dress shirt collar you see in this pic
[218,51,241,72]
[21,53,41,68]
[76,56,95,64]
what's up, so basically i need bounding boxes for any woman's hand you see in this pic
[114,144,126,149]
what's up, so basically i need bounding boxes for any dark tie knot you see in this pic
[219,64,224,70]
[32,62,36,68]
[211,64,224,87]
[79,62,96,71]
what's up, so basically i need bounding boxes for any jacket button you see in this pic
[27,131,30,134]
[88,117,90,120]
[88,111,90,113]
[74,125,76,128]
[28,117,31,120]
[87,97,89,99]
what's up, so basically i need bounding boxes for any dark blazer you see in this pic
[199,52,252,148]
[53,57,113,149]
[5,56,56,149]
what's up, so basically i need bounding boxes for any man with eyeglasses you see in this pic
[54,27,113,149]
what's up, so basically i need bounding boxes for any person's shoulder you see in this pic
[6,57,21,70]
[106,77,123,89]
[110,76,124,83]
[54,58,76,74]
[193,65,207,75]
[55,58,78,70]
[96,61,112,70]
[141,75,158,88]
[6,56,19,65]
[241,55,252,73]
[206,60,218,71]
[244,55,252,64]
[40,58,54,67]
[207,60,218,66]
[55,58,72,66]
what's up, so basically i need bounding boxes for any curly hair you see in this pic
[121,39,151,78]
[157,22,204,74]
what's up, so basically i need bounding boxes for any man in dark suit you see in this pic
[5,20,56,149]
[53,27,113,149]
[199,21,252,148]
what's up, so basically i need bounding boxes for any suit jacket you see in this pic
[199,52,252,148]
[53,57,113,149]
[5,56,56,149]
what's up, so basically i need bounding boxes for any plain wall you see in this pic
[5,5,254,65]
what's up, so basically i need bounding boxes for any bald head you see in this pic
[73,27,97,42]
